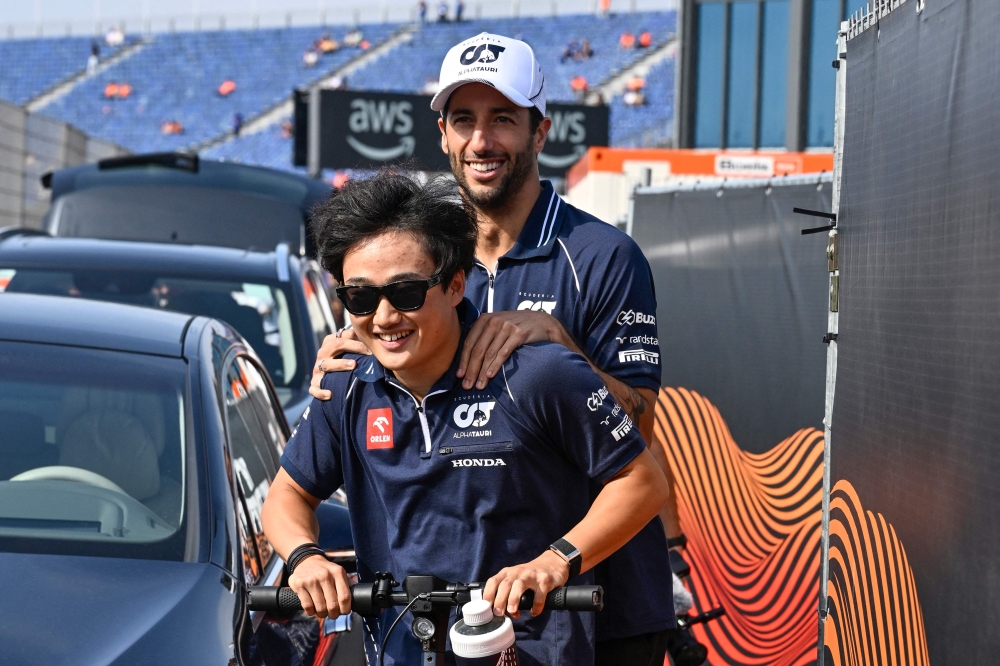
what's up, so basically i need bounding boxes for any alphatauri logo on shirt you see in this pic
[366,408,394,449]
[453,401,496,428]
[517,300,557,314]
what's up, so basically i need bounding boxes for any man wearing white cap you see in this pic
[313,32,679,665]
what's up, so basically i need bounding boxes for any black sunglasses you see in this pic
[336,275,444,316]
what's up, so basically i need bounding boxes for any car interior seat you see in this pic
[0,410,58,480]
[56,388,182,525]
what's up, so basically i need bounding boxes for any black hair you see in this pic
[442,97,545,135]
[312,170,478,284]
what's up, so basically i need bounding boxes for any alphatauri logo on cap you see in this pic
[460,43,506,66]
[366,408,394,449]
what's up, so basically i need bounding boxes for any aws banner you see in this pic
[302,89,606,176]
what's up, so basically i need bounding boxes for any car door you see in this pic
[223,354,285,592]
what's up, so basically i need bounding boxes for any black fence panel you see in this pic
[631,175,831,453]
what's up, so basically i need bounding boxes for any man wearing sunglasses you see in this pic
[262,171,670,666]
[310,33,682,666]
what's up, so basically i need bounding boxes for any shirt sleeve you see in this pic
[578,234,662,393]
[279,379,345,500]
[506,344,646,483]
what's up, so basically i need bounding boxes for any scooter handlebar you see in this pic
[247,584,604,614]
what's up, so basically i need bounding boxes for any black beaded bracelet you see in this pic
[286,543,326,574]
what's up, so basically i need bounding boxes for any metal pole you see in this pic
[816,20,848,666]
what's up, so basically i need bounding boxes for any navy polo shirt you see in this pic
[281,302,646,666]
[465,180,675,641]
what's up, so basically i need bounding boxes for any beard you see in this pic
[449,134,536,212]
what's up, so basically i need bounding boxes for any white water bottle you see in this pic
[450,590,520,666]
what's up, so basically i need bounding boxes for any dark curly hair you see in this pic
[311,170,478,284]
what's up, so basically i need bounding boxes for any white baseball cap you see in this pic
[431,32,546,116]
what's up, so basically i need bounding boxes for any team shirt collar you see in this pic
[502,180,566,261]
[355,299,481,390]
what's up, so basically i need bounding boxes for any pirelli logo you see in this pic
[612,415,633,441]
[618,349,660,365]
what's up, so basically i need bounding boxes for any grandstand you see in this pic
[0,12,677,172]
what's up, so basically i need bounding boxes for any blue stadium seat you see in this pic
[0,36,132,105]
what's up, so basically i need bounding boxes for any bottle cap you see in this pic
[461,598,495,626]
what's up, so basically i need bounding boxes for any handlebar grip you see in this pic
[247,586,303,612]
[518,585,604,612]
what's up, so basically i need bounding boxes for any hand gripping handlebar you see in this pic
[247,573,604,616]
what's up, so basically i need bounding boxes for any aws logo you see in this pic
[366,408,394,449]
[460,43,506,65]
[347,98,415,162]
[453,401,496,428]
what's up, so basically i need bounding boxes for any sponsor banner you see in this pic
[297,89,607,176]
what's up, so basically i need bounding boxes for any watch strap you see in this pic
[549,538,582,579]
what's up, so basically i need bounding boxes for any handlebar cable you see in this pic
[378,592,430,666]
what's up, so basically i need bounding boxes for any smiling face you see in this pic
[341,231,465,391]
[438,83,550,211]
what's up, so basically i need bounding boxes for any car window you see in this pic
[302,268,334,347]
[224,355,280,578]
[2,268,304,402]
[0,340,189,561]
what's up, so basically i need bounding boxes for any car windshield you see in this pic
[0,340,190,561]
[0,269,304,402]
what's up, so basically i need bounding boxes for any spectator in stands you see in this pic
[328,75,348,90]
[218,79,237,96]
[343,28,363,47]
[117,83,132,99]
[561,40,580,63]
[281,119,294,139]
[303,47,319,67]
[437,0,449,22]
[318,33,339,53]
[570,75,589,101]
[620,31,636,48]
[103,82,120,99]
[600,0,611,16]
[161,120,184,135]
[87,42,100,75]
[105,26,124,47]
[233,113,244,136]
[623,81,646,106]
[578,38,593,59]
[418,0,427,22]
[638,30,652,48]
[455,0,465,21]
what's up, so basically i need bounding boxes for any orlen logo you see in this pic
[616,310,656,326]
[460,43,506,65]
[517,300,556,314]
[453,401,496,428]
[366,408,393,449]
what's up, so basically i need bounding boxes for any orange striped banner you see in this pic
[824,480,930,666]
[654,387,823,665]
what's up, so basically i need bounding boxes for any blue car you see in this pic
[0,293,357,666]
[0,230,337,426]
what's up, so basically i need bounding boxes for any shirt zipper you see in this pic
[387,380,447,455]
[476,260,500,313]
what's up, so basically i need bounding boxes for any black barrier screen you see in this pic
[830,0,1000,662]
[296,89,607,176]
[630,176,831,453]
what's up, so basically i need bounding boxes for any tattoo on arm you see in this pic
[621,383,647,424]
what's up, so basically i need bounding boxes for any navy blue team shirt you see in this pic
[281,301,647,665]
[465,180,675,641]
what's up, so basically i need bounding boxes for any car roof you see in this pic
[0,292,191,357]
[0,234,288,281]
